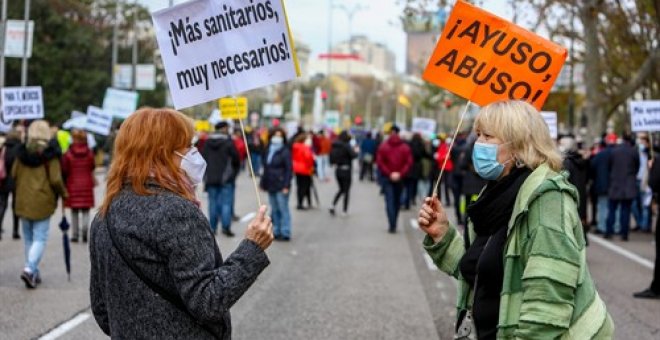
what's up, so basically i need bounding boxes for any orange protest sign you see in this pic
[422,0,567,110]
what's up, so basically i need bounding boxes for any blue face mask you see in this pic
[472,142,511,181]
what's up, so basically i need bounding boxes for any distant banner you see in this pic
[152,0,300,109]
[423,0,567,110]
[1,86,44,120]
[219,97,248,119]
[540,111,558,139]
[85,106,113,136]
[630,101,660,132]
[262,103,283,117]
[102,88,139,119]
[411,118,437,136]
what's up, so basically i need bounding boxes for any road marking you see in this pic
[410,218,419,230]
[39,312,91,340]
[588,234,654,270]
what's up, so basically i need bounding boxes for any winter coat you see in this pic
[360,138,377,158]
[12,144,68,220]
[62,142,96,209]
[409,138,429,180]
[563,151,589,220]
[90,182,270,339]
[292,143,315,176]
[201,134,240,187]
[424,164,614,339]
[330,140,357,168]
[608,143,640,200]
[376,134,413,178]
[260,146,292,193]
[0,137,21,194]
[435,142,454,172]
[589,147,611,196]
[233,136,247,162]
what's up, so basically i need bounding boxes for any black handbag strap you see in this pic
[104,215,216,334]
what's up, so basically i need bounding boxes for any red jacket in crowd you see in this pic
[233,135,247,162]
[376,134,413,178]
[292,142,315,176]
[62,142,96,209]
[435,142,454,172]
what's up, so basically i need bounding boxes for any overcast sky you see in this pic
[141,0,513,73]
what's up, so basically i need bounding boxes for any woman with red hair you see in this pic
[89,108,273,339]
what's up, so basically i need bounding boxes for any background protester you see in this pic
[313,130,332,182]
[13,120,68,288]
[434,136,454,206]
[260,128,293,241]
[632,134,651,232]
[292,133,315,210]
[407,133,428,208]
[89,108,273,339]
[329,131,357,217]
[376,126,412,233]
[590,137,613,234]
[359,132,377,182]
[560,135,590,242]
[418,100,613,338]
[606,134,640,241]
[62,129,96,243]
[636,155,660,299]
[0,131,20,240]
[201,121,240,237]
[246,127,265,176]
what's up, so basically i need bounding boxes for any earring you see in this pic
[515,159,525,168]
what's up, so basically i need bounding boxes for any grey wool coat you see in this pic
[90,183,270,339]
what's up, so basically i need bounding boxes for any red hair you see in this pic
[100,108,195,215]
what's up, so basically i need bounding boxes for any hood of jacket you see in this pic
[69,142,90,157]
[17,142,60,168]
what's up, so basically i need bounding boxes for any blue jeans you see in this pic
[631,181,650,231]
[596,195,609,233]
[250,151,262,176]
[22,218,50,275]
[383,180,404,231]
[606,199,632,237]
[269,191,291,238]
[207,184,235,233]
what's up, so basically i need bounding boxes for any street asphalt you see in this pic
[0,168,659,339]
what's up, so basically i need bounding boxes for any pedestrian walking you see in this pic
[89,108,273,339]
[0,130,21,240]
[376,126,413,233]
[61,129,96,243]
[201,122,240,237]
[246,128,265,176]
[260,128,293,241]
[292,133,315,210]
[635,154,660,299]
[314,130,332,181]
[359,132,377,181]
[13,120,68,288]
[418,100,613,339]
[407,133,428,208]
[590,137,614,234]
[605,134,640,241]
[329,131,357,217]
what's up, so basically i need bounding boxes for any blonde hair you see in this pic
[473,100,563,172]
[27,120,51,143]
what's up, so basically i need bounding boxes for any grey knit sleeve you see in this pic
[157,205,270,323]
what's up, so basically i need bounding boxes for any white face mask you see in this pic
[175,147,207,186]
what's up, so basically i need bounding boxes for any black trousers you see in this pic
[333,168,352,212]
[651,214,660,293]
[296,175,312,208]
[360,160,374,181]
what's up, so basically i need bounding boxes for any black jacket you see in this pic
[201,134,239,187]
[563,151,589,219]
[0,137,21,193]
[260,146,292,193]
[329,141,357,168]
[90,184,269,339]
[409,138,430,180]
[608,143,640,200]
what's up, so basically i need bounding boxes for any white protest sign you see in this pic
[411,118,437,136]
[540,111,558,139]
[85,106,113,136]
[102,88,139,119]
[630,101,660,132]
[1,86,44,120]
[324,111,340,129]
[113,64,157,90]
[262,103,283,117]
[3,20,34,58]
[0,119,11,133]
[152,0,300,109]
[71,110,86,119]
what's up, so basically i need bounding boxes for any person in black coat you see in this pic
[605,135,640,241]
[329,131,357,216]
[634,146,660,299]
[590,139,613,234]
[407,133,428,208]
[260,128,293,241]
[0,130,22,240]
[560,136,590,242]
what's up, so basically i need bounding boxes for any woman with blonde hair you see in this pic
[89,108,274,338]
[13,120,68,288]
[418,100,614,339]
[62,129,96,243]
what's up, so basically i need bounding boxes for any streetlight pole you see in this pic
[334,3,366,128]
[111,1,121,88]
[327,0,333,111]
[20,0,30,86]
[0,0,8,88]
[131,4,138,91]
[568,7,576,133]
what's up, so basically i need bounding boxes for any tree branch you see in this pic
[604,48,660,117]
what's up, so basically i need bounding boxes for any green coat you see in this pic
[424,163,614,339]
[12,157,68,221]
